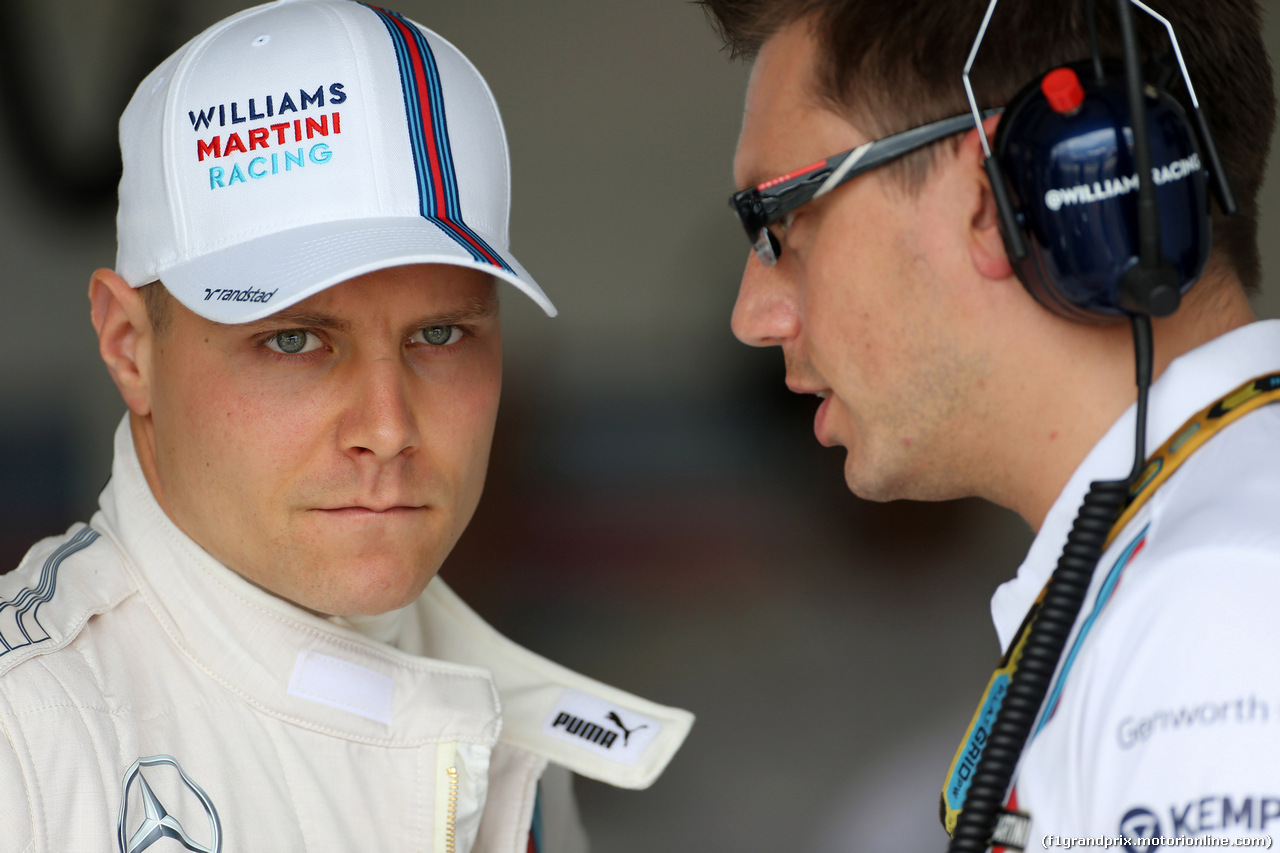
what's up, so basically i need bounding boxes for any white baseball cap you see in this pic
[115,0,555,323]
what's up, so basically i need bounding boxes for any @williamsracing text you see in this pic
[1042,835,1273,849]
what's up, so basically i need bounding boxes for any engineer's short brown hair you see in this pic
[700,0,1274,292]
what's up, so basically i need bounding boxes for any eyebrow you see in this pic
[248,291,499,333]
[413,291,499,327]
[736,159,786,195]
[248,310,354,333]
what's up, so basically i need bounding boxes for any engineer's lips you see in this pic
[813,394,837,447]
[786,378,836,446]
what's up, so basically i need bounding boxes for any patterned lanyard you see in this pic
[941,371,1280,840]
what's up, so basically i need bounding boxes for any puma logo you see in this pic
[543,689,660,758]
[605,711,650,746]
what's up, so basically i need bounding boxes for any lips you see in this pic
[315,505,425,518]
[813,395,837,446]
[786,376,837,446]
[784,378,828,398]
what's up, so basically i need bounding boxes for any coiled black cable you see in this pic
[946,314,1152,853]
[945,479,1126,852]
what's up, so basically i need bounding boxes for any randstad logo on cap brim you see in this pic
[187,83,347,191]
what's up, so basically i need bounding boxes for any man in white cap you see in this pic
[0,2,691,851]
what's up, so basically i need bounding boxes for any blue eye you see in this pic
[266,330,319,354]
[417,325,462,346]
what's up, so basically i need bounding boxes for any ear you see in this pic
[89,269,154,417]
[961,113,1015,281]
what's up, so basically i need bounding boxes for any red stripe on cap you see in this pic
[386,14,506,269]
[438,219,505,268]
[387,15,449,216]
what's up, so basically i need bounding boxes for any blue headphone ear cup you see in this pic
[993,62,1212,323]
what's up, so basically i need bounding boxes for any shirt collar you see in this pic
[990,320,1280,651]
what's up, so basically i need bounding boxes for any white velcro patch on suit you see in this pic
[541,688,660,765]
[288,651,395,724]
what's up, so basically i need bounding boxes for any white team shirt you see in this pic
[0,419,692,852]
[990,320,1280,849]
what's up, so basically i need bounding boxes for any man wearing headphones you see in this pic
[0,1,691,850]
[701,0,1279,847]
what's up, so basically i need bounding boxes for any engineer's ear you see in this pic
[962,113,1015,282]
[89,269,154,417]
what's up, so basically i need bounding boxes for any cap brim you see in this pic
[153,216,556,323]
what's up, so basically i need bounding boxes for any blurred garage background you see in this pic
[2,1,1279,850]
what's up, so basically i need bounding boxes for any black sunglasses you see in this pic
[729,109,1003,265]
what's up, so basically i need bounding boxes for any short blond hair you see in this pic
[139,281,173,337]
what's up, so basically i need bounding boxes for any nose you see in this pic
[730,251,799,347]
[339,356,421,462]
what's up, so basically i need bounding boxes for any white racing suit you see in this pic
[0,419,692,852]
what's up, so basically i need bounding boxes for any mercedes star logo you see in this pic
[117,755,222,853]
